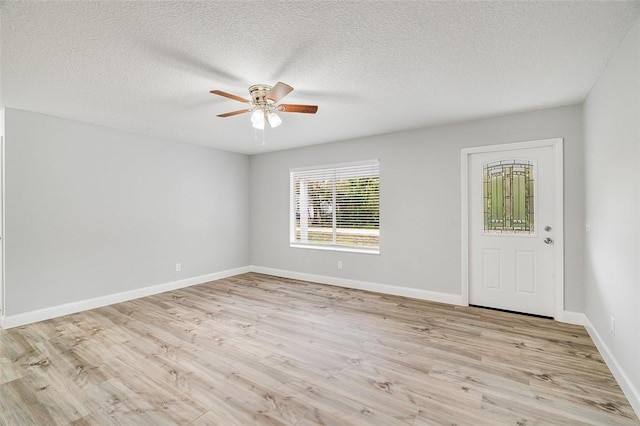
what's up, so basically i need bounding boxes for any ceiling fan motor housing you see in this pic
[249,85,275,111]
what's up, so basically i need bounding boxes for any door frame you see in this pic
[0,111,4,323]
[461,138,564,320]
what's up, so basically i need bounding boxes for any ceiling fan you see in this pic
[210,82,318,129]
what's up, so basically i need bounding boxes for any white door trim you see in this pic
[0,118,5,321]
[0,109,5,321]
[461,138,564,320]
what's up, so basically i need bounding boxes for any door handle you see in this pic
[544,237,553,244]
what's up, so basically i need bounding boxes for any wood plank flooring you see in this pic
[1,272,637,425]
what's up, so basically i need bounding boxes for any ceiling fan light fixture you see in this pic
[251,109,265,129]
[267,111,282,128]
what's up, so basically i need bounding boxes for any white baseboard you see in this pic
[560,310,586,325]
[249,265,465,306]
[583,316,640,418]
[0,266,250,329]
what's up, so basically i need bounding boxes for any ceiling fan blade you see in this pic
[217,109,251,117]
[266,82,293,102]
[210,90,251,104]
[279,104,318,114]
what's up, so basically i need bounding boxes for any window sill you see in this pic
[290,243,380,255]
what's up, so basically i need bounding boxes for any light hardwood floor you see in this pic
[0,273,637,425]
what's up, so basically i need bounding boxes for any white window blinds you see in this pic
[290,160,380,253]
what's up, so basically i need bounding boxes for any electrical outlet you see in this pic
[610,316,615,335]
[337,261,343,270]
[176,263,182,272]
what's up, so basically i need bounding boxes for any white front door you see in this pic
[465,139,562,318]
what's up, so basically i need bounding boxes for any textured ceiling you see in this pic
[1,1,639,155]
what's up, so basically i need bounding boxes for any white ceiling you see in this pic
[1,1,639,155]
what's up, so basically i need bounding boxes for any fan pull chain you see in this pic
[253,127,266,145]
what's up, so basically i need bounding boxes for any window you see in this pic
[483,159,535,234]
[290,160,380,253]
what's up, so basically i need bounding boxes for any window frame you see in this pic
[289,159,380,255]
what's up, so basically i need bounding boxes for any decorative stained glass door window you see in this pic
[483,160,534,234]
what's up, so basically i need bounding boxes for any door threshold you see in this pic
[469,304,553,320]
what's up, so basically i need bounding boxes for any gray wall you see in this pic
[250,105,585,312]
[584,17,639,399]
[4,108,250,315]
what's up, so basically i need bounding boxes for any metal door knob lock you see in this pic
[544,237,553,244]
